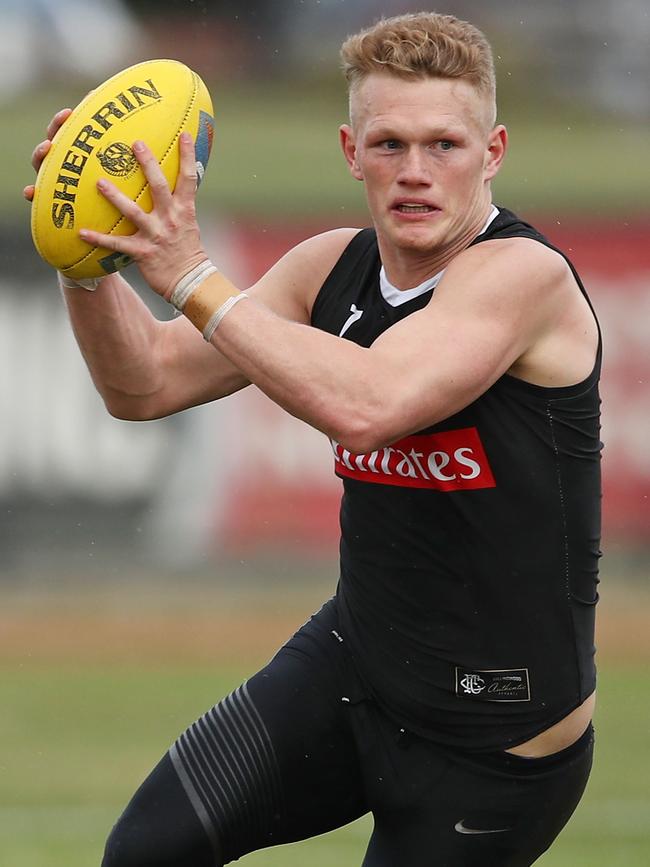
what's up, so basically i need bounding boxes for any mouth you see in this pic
[391,201,441,218]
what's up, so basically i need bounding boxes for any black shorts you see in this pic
[102,597,594,867]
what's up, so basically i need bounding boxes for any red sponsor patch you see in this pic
[332,427,496,492]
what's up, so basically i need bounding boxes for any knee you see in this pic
[100,754,218,867]
[101,803,218,867]
[100,819,146,867]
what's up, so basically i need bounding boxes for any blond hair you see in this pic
[341,12,496,122]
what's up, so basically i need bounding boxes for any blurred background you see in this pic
[1,1,649,865]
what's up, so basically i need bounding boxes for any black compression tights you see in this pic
[101,753,216,867]
[101,599,594,867]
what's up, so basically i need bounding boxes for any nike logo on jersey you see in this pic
[454,819,511,835]
[338,304,364,337]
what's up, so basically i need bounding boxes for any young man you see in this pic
[26,12,601,867]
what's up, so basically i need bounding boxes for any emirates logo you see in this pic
[331,427,496,492]
[97,142,137,177]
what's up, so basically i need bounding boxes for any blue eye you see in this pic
[438,140,454,151]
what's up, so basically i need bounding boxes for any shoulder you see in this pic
[282,227,365,273]
[452,235,569,282]
[272,227,364,269]
[248,227,363,323]
[446,238,598,389]
[438,236,574,313]
[427,235,595,386]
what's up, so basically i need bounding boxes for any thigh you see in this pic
[172,641,369,862]
[103,600,369,867]
[359,712,594,867]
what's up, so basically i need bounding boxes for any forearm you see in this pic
[66,139,371,428]
[61,273,167,416]
[207,296,385,452]
[181,272,485,453]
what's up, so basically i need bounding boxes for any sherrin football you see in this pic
[31,59,214,281]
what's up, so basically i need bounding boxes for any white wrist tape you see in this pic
[203,292,249,341]
[169,260,218,311]
[58,272,105,292]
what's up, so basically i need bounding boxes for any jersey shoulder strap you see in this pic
[310,228,378,329]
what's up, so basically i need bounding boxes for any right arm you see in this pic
[59,271,247,420]
[59,228,355,421]
[27,109,357,421]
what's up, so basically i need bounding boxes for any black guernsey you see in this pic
[310,207,602,751]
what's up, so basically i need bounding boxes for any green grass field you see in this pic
[5,81,650,221]
[1,576,649,866]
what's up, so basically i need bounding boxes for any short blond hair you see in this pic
[341,12,496,119]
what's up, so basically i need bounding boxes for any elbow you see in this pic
[341,431,395,456]
[103,391,165,422]
[332,411,397,456]
[332,391,432,455]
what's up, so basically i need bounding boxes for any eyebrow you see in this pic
[364,121,467,140]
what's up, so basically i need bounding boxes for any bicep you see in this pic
[367,242,559,438]
[371,298,524,431]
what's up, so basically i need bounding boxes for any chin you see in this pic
[390,223,445,253]
[377,208,447,245]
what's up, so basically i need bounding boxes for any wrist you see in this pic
[57,272,106,292]
[169,262,249,340]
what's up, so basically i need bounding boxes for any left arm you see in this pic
[205,239,562,453]
[80,136,581,453]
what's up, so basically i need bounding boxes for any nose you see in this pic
[397,146,432,186]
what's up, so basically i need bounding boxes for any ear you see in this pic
[339,124,364,180]
[483,124,508,182]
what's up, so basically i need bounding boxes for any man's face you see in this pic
[340,73,506,256]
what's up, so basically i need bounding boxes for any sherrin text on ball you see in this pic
[31,59,214,280]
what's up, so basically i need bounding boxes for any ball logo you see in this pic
[98,251,134,274]
[49,78,163,230]
[97,143,138,178]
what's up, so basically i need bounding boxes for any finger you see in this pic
[96,177,151,231]
[132,140,173,209]
[78,226,139,258]
[46,108,72,142]
[174,132,199,200]
[31,140,51,173]
[24,184,35,202]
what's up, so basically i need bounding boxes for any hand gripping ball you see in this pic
[31,59,214,281]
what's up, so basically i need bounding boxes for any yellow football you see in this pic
[31,59,214,280]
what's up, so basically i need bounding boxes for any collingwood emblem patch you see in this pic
[456,667,531,702]
[97,142,138,177]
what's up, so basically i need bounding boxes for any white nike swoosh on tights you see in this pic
[454,819,512,835]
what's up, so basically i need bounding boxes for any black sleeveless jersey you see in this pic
[310,207,602,751]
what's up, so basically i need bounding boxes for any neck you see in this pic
[377,201,495,290]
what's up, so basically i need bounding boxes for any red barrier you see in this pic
[218,217,650,548]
